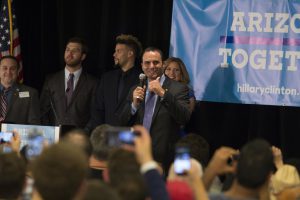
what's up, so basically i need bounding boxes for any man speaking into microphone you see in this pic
[85,34,143,132]
[119,47,191,171]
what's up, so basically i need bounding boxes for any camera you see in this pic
[0,132,13,144]
[25,134,44,160]
[174,146,191,175]
[106,127,138,147]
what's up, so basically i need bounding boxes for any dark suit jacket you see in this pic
[85,66,142,132]
[4,84,40,125]
[40,69,98,128]
[119,77,191,165]
[143,169,170,200]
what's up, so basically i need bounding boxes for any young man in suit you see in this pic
[0,56,40,124]
[85,34,142,132]
[40,37,97,128]
[119,47,191,171]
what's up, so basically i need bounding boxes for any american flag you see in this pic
[0,0,23,82]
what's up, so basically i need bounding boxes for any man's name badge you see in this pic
[19,91,30,98]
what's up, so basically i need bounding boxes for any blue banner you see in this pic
[170,0,300,106]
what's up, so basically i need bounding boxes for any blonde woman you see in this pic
[164,57,196,112]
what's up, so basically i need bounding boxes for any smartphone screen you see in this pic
[106,127,136,147]
[25,135,44,160]
[0,132,13,143]
[118,130,135,145]
[174,147,191,175]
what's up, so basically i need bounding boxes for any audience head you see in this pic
[83,180,121,200]
[176,133,210,167]
[142,47,164,81]
[32,142,88,200]
[0,55,19,87]
[62,128,92,157]
[0,152,26,199]
[64,37,88,68]
[106,148,140,184]
[90,124,114,161]
[106,148,147,200]
[164,57,190,84]
[237,139,274,189]
[114,176,147,200]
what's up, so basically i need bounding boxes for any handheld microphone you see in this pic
[136,73,146,102]
[139,73,146,88]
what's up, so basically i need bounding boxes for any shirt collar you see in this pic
[0,83,15,91]
[160,74,166,85]
[120,65,136,76]
[65,67,82,80]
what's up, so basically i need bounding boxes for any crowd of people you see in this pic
[2,125,300,200]
[1,34,300,199]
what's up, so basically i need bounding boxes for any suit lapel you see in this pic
[138,99,146,124]
[67,71,85,108]
[57,71,67,110]
[115,69,137,112]
[6,85,20,114]
[111,71,120,104]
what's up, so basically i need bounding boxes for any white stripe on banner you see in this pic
[170,0,300,106]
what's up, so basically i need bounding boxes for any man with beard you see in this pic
[40,37,97,128]
[85,34,142,132]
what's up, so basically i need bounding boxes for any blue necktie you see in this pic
[143,92,156,131]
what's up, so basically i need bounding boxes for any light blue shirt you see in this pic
[0,83,16,106]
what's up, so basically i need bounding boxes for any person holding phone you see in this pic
[173,147,192,176]
[0,132,13,144]
[0,131,21,155]
[167,151,208,200]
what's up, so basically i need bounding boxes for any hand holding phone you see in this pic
[106,127,138,147]
[174,147,191,175]
[0,132,13,144]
